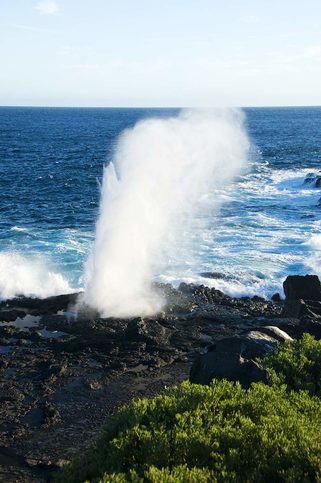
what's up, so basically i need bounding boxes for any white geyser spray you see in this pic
[84,108,250,317]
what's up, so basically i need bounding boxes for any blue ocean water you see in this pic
[0,106,321,299]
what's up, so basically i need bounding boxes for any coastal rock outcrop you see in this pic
[283,275,321,301]
[0,292,80,316]
[282,275,321,318]
[0,278,318,482]
[189,325,291,388]
[190,352,269,388]
[212,326,292,359]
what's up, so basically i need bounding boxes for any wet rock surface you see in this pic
[304,172,321,188]
[0,279,320,482]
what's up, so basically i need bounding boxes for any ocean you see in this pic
[0,106,321,300]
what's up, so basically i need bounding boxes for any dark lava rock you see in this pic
[271,316,321,340]
[294,318,321,340]
[0,309,27,322]
[304,173,321,187]
[282,299,321,318]
[0,280,310,482]
[251,295,266,302]
[307,300,321,315]
[271,293,282,302]
[43,403,61,427]
[302,319,321,339]
[178,282,225,302]
[1,293,81,315]
[211,326,292,360]
[199,272,233,280]
[190,352,269,388]
[124,318,172,346]
[283,275,321,301]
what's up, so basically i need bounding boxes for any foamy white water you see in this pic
[84,109,250,317]
[0,252,72,300]
[156,166,321,299]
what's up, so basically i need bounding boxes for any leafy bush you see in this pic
[261,333,321,396]
[57,380,321,483]
[97,466,213,482]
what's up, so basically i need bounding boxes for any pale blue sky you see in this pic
[1,0,321,107]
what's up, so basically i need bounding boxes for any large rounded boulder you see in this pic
[190,352,269,388]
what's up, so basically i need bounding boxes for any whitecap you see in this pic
[0,252,74,300]
[10,226,27,232]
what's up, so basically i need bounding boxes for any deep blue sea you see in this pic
[1,106,321,300]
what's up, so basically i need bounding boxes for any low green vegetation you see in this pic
[57,334,321,483]
[261,332,321,396]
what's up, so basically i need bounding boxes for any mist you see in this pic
[84,108,250,317]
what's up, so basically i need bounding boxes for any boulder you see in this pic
[304,173,316,184]
[303,173,321,187]
[258,325,293,342]
[283,275,321,301]
[211,326,292,360]
[190,352,269,388]
[271,293,282,302]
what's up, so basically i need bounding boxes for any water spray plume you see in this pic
[84,108,250,317]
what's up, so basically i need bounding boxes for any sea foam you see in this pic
[0,252,72,300]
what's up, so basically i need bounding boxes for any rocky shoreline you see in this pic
[1,276,321,482]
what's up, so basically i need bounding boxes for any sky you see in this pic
[1,0,321,107]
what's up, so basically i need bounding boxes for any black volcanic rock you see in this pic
[282,298,321,318]
[271,292,282,302]
[283,275,321,301]
[0,279,312,482]
[208,326,292,360]
[190,352,269,388]
[0,292,81,315]
[124,318,172,346]
[300,319,321,339]
[304,173,321,187]
[199,272,233,280]
[0,309,26,322]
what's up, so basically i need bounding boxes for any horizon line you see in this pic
[1,104,321,109]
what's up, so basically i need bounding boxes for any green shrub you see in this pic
[97,466,213,482]
[261,333,321,396]
[57,380,321,483]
